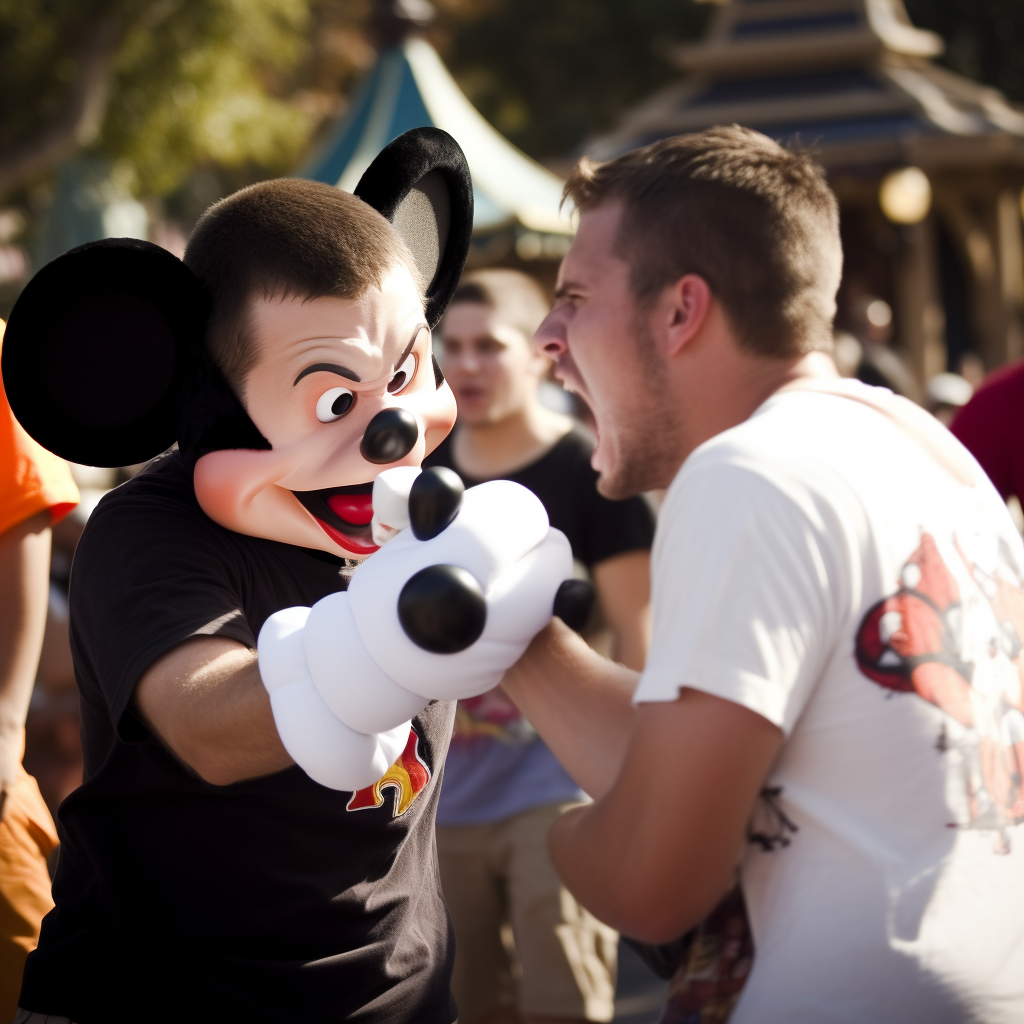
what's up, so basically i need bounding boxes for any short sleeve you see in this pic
[69,486,256,741]
[633,460,842,735]
[0,320,79,533]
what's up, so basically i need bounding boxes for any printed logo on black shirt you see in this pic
[347,727,432,816]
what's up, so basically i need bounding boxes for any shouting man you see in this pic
[503,127,1024,1022]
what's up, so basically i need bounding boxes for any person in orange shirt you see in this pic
[0,318,79,1022]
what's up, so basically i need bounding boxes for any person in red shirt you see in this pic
[0,318,79,1022]
[951,358,1024,501]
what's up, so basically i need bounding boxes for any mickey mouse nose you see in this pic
[360,408,419,464]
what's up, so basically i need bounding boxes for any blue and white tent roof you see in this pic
[587,0,1024,170]
[302,36,572,237]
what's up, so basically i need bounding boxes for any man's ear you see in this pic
[354,127,473,330]
[664,274,714,358]
[2,238,206,467]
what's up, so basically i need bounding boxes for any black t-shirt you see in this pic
[21,453,457,1024]
[424,423,655,568]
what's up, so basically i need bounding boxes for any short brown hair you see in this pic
[184,178,419,394]
[564,126,841,357]
[446,268,550,343]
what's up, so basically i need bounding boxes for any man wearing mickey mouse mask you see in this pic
[2,130,578,1024]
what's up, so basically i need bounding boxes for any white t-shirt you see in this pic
[634,382,1024,1024]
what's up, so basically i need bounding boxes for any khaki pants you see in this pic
[1,764,59,1024]
[437,801,617,1024]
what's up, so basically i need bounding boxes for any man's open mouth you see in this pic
[292,482,379,555]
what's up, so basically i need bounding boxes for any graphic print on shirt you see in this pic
[855,531,1024,850]
[747,786,799,852]
[450,688,536,747]
[347,726,431,817]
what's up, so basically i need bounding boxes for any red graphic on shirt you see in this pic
[855,532,1024,850]
[346,728,431,817]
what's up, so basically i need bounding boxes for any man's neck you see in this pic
[452,401,573,480]
[670,349,839,477]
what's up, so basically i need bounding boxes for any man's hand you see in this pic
[548,688,782,944]
[0,510,52,820]
[135,636,293,786]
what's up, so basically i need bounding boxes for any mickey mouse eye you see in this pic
[316,387,355,423]
[387,352,418,395]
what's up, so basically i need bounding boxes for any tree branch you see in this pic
[0,17,122,199]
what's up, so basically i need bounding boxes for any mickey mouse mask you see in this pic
[2,128,473,559]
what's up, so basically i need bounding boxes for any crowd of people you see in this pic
[1,125,1023,1023]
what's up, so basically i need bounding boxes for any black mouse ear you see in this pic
[2,238,205,468]
[354,127,473,330]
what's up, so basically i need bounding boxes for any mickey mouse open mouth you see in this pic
[293,482,379,555]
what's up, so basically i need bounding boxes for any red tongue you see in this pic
[326,493,374,525]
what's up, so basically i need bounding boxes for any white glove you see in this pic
[258,467,574,791]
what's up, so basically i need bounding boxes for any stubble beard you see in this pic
[594,316,684,500]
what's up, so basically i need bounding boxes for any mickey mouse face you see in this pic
[192,269,457,557]
[2,129,473,559]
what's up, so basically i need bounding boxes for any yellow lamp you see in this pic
[879,167,932,225]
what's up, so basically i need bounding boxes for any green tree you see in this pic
[0,0,318,200]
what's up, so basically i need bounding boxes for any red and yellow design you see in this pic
[855,531,1024,843]
[346,728,431,817]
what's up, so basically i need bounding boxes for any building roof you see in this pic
[587,0,1024,171]
[301,35,572,237]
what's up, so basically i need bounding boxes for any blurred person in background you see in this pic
[24,485,104,820]
[925,371,973,427]
[848,295,923,403]
[426,269,654,1024]
[0,318,79,1022]
[951,357,1024,505]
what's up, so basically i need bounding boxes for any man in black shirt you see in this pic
[3,132,569,1023]
[29,452,457,1021]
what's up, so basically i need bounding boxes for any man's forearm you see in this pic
[0,511,52,813]
[548,692,783,944]
[501,619,638,798]
[135,636,293,785]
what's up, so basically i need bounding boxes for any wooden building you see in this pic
[587,0,1024,382]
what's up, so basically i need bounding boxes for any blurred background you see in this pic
[4,1,1024,1019]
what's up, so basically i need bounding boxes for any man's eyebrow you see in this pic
[554,280,586,299]
[293,362,362,386]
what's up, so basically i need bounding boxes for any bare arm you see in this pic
[591,549,650,671]
[0,510,51,818]
[500,618,639,798]
[549,689,783,944]
[134,635,294,786]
